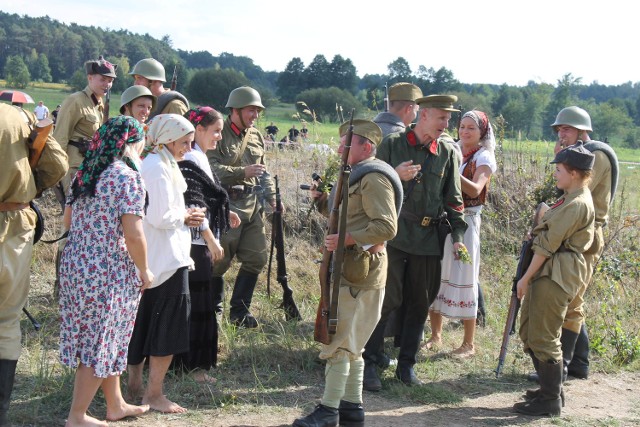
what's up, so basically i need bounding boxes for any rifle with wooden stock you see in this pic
[495,202,549,377]
[267,175,302,321]
[27,118,54,171]
[171,65,178,91]
[314,110,355,344]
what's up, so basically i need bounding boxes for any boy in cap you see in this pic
[373,82,423,137]
[130,58,189,119]
[294,119,401,427]
[515,142,595,416]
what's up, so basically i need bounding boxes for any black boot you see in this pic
[568,323,590,379]
[395,363,422,386]
[362,363,381,392]
[476,283,486,327]
[338,400,364,427]
[0,360,18,427]
[211,276,224,316]
[515,359,562,416]
[229,273,258,328]
[293,404,338,427]
[528,328,576,383]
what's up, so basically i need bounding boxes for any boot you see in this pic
[476,283,486,327]
[0,360,18,427]
[293,404,338,427]
[525,352,564,408]
[514,359,562,416]
[338,401,364,427]
[527,328,576,383]
[229,273,258,328]
[362,363,381,392]
[567,323,590,379]
[395,363,422,386]
[211,276,224,316]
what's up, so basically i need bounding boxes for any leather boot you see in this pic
[476,283,486,327]
[514,359,562,416]
[395,363,422,386]
[211,276,224,316]
[567,323,590,379]
[0,360,18,427]
[527,329,575,383]
[229,273,258,328]
[362,363,381,392]
[338,401,364,427]
[293,404,338,427]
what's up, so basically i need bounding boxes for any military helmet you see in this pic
[119,85,157,114]
[129,58,166,82]
[225,86,265,109]
[551,106,592,132]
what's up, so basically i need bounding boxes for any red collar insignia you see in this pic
[230,121,242,136]
[551,198,564,209]
[407,130,417,146]
[427,139,438,155]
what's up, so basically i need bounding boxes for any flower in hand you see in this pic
[457,246,472,264]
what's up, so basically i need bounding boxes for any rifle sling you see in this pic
[328,169,350,334]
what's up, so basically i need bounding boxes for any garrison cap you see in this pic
[389,82,423,102]
[85,56,117,78]
[415,94,459,112]
[339,119,383,146]
[551,141,595,171]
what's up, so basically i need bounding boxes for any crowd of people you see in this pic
[0,53,617,426]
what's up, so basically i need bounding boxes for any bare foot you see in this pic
[190,369,217,384]
[125,385,143,403]
[451,343,475,359]
[143,394,187,413]
[106,402,150,421]
[424,338,441,351]
[65,413,108,427]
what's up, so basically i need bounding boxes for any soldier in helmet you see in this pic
[526,106,618,384]
[130,58,189,120]
[119,85,156,124]
[206,86,277,328]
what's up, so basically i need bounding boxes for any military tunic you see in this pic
[372,111,405,138]
[519,186,594,362]
[207,117,276,276]
[1,104,68,359]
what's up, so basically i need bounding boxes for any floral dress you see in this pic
[59,160,145,377]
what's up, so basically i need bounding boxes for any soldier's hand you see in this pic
[396,160,421,181]
[229,211,241,228]
[310,184,326,202]
[516,276,530,300]
[244,163,266,178]
[324,233,339,251]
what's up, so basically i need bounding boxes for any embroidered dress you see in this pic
[59,161,145,377]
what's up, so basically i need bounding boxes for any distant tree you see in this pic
[543,73,582,139]
[178,49,217,69]
[328,55,357,93]
[109,55,131,93]
[185,68,251,111]
[305,55,331,89]
[591,102,633,142]
[277,57,306,102]
[69,69,87,92]
[296,87,364,123]
[387,57,411,82]
[5,55,31,88]
[31,53,52,82]
[161,34,173,48]
[359,74,387,111]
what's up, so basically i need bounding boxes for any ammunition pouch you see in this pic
[342,245,371,283]
[68,138,91,156]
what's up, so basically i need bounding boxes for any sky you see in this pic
[2,1,637,87]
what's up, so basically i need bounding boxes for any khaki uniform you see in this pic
[161,99,188,116]
[207,116,276,276]
[0,104,68,359]
[519,187,594,362]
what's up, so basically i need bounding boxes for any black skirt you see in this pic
[127,267,191,365]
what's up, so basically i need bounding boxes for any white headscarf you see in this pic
[462,110,496,153]
[145,114,194,194]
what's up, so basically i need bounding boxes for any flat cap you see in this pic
[339,119,383,146]
[85,56,117,78]
[389,82,423,102]
[551,141,595,171]
[416,94,459,112]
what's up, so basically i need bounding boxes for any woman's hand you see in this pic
[185,207,206,227]
[229,211,241,229]
[138,268,154,292]
[208,239,224,262]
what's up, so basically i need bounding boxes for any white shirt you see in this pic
[34,104,49,120]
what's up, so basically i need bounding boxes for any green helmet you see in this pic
[119,86,157,114]
[225,86,265,109]
[129,58,166,82]
[551,106,592,132]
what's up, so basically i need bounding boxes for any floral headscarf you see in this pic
[461,110,496,153]
[69,116,144,204]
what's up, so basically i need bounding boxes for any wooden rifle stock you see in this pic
[314,110,355,344]
[28,118,53,170]
[171,65,178,91]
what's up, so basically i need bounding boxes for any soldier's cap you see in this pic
[339,119,383,146]
[415,94,459,112]
[550,141,595,171]
[389,82,423,102]
[85,57,117,78]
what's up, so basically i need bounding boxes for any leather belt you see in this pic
[0,202,29,212]
[226,185,257,195]
[399,210,440,227]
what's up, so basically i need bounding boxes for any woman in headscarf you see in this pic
[426,110,497,358]
[59,115,152,426]
[172,107,240,383]
[126,114,203,414]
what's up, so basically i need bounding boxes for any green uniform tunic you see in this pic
[519,186,594,362]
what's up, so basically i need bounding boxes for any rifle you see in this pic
[495,202,549,377]
[384,82,389,112]
[103,89,110,124]
[267,175,302,321]
[314,109,354,344]
[27,118,53,170]
[454,105,463,141]
[171,65,178,91]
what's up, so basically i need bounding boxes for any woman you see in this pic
[172,107,240,383]
[426,110,497,358]
[59,116,152,426]
[126,114,204,414]
[515,143,595,417]
[120,85,156,124]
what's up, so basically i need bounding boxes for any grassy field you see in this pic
[6,96,640,425]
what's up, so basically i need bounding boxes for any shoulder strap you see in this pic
[149,91,190,120]
[583,140,619,203]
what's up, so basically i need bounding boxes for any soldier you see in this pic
[130,58,189,119]
[293,120,401,427]
[206,86,276,328]
[363,95,468,390]
[1,103,68,426]
[373,82,423,137]
[527,106,617,383]
[119,85,156,124]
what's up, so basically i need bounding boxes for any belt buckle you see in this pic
[421,216,432,227]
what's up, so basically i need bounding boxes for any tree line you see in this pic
[2,11,640,147]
